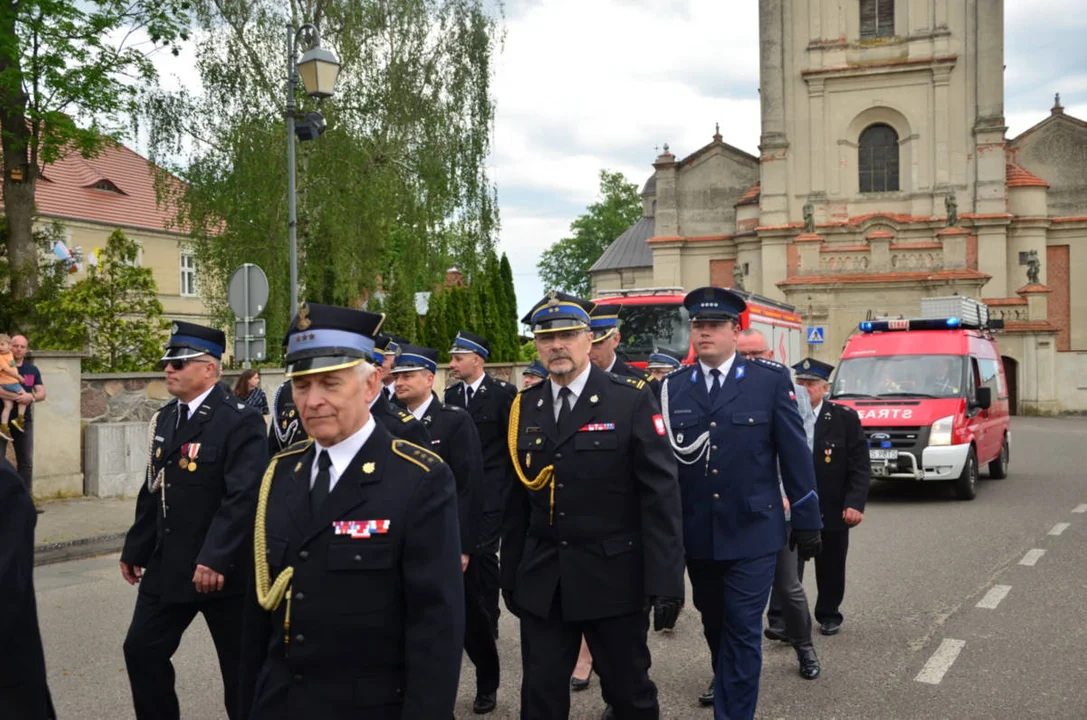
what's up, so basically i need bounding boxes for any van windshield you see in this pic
[832,355,966,399]
[615,304,691,364]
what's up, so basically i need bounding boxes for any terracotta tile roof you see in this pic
[778,269,990,286]
[982,297,1028,307]
[1016,284,1051,294]
[0,140,186,235]
[736,183,760,206]
[1005,162,1049,189]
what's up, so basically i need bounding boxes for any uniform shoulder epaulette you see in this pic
[519,380,544,395]
[273,437,312,459]
[391,439,443,471]
[752,357,787,373]
[610,374,647,391]
[394,408,415,423]
[832,401,858,416]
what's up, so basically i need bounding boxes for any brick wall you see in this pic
[709,259,736,287]
[1047,245,1070,351]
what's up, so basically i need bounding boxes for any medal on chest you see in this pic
[825,447,832,463]
[180,443,201,472]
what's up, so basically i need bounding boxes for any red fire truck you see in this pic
[590,287,804,368]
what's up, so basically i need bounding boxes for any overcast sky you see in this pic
[149,0,1086,320]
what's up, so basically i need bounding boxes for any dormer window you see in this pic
[88,179,124,194]
[860,0,894,40]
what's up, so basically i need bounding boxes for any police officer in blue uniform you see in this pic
[645,349,682,382]
[121,322,268,720]
[792,358,870,637]
[240,303,465,719]
[659,287,823,719]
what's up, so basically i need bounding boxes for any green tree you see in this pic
[142,0,501,358]
[0,0,191,300]
[38,228,168,371]
[497,253,519,360]
[537,170,642,298]
[421,288,449,359]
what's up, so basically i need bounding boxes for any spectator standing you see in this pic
[0,335,45,507]
[233,369,269,417]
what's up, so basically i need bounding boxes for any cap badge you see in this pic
[297,302,312,331]
[547,290,559,306]
[171,323,179,335]
[803,359,811,370]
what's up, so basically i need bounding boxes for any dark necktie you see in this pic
[556,387,572,433]
[708,368,722,404]
[385,386,394,402]
[311,450,331,515]
[176,403,189,431]
[466,386,475,407]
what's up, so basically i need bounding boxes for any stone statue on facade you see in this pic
[945,193,958,227]
[732,261,745,291]
[802,202,815,234]
[1026,250,1041,285]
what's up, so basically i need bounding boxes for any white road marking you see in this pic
[1019,549,1046,566]
[1048,522,1071,536]
[915,639,966,684]
[1073,504,1087,514]
[976,585,1012,609]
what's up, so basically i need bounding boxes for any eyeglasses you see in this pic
[162,357,211,371]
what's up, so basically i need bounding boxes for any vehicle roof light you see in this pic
[857,317,963,333]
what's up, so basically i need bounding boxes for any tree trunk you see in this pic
[0,1,40,300]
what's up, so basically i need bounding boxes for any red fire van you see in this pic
[830,301,1010,501]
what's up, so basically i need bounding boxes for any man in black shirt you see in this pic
[0,335,45,506]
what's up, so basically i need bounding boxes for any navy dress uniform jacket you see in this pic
[0,459,55,720]
[122,384,268,602]
[268,381,303,456]
[661,356,821,561]
[372,391,432,447]
[418,392,484,553]
[242,424,465,719]
[502,365,685,622]
[812,401,871,531]
[444,373,516,516]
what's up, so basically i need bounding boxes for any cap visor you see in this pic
[161,347,209,361]
[285,356,365,379]
[532,319,589,334]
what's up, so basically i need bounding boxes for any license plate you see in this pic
[870,449,898,460]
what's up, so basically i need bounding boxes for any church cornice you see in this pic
[801,55,957,81]
[777,269,990,288]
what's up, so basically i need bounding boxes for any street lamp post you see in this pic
[285,23,341,318]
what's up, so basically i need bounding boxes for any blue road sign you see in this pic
[807,327,825,344]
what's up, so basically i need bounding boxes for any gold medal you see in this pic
[281,420,288,429]
[825,455,831,463]
[179,457,189,469]
[188,462,197,472]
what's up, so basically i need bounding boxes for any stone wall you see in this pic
[29,351,85,498]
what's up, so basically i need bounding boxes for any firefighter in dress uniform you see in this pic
[658,287,823,719]
[120,321,267,720]
[240,303,464,719]
[502,291,685,720]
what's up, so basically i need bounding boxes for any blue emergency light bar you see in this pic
[859,317,962,333]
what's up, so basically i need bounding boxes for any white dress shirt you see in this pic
[464,374,485,405]
[410,394,434,421]
[311,416,376,493]
[551,364,592,421]
[178,384,216,427]
[812,400,824,422]
[699,353,737,393]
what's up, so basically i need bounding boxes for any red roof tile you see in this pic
[736,183,760,206]
[0,140,185,235]
[1005,163,1048,189]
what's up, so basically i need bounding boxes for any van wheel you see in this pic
[987,436,1009,480]
[953,447,979,501]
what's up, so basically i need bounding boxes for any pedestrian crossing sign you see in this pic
[807,327,825,344]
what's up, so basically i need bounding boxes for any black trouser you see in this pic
[123,592,245,720]
[765,530,814,649]
[519,594,658,720]
[464,551,500,694]
[798,528,850,626]
[0,421,34,494]
[477,509,502,635]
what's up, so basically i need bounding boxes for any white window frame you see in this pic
[180,251,198,297]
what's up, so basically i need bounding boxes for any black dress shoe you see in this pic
[570,667,592,691]
[698,680,715,707]
[796,646,821,679]
[819,621,841,636]
[601,706,615,720]
[763,626,790,642]
[473,692,497,714]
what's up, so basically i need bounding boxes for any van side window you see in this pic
[967,359,980,403]
[977,358,1004,398]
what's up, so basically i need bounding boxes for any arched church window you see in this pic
[860,0,894,39]
[858,124,899,193]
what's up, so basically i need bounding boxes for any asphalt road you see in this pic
[35,416,1087,719]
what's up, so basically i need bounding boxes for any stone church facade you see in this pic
[589,0,1087,413]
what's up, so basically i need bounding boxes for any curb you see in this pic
[34,531,126,567]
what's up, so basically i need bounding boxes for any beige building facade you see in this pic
[590,0,1087,413]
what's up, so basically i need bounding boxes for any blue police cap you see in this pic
[522,359,548,379]
[522,291,594,334]
[285,302,385,378]
[646,349,682,370]
[792,357,835,382]
[450,330,490,359]
[684,286,747,322]
[369,334,399,365]
[589,303,621,343]
[391,344,439,375]
[164,320,225,361]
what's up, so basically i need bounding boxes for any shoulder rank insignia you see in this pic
[397,409,414,423]
[391,439,442,471]
[753,357,786,372]
[274,437,313,459]
[611,375,646,391]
